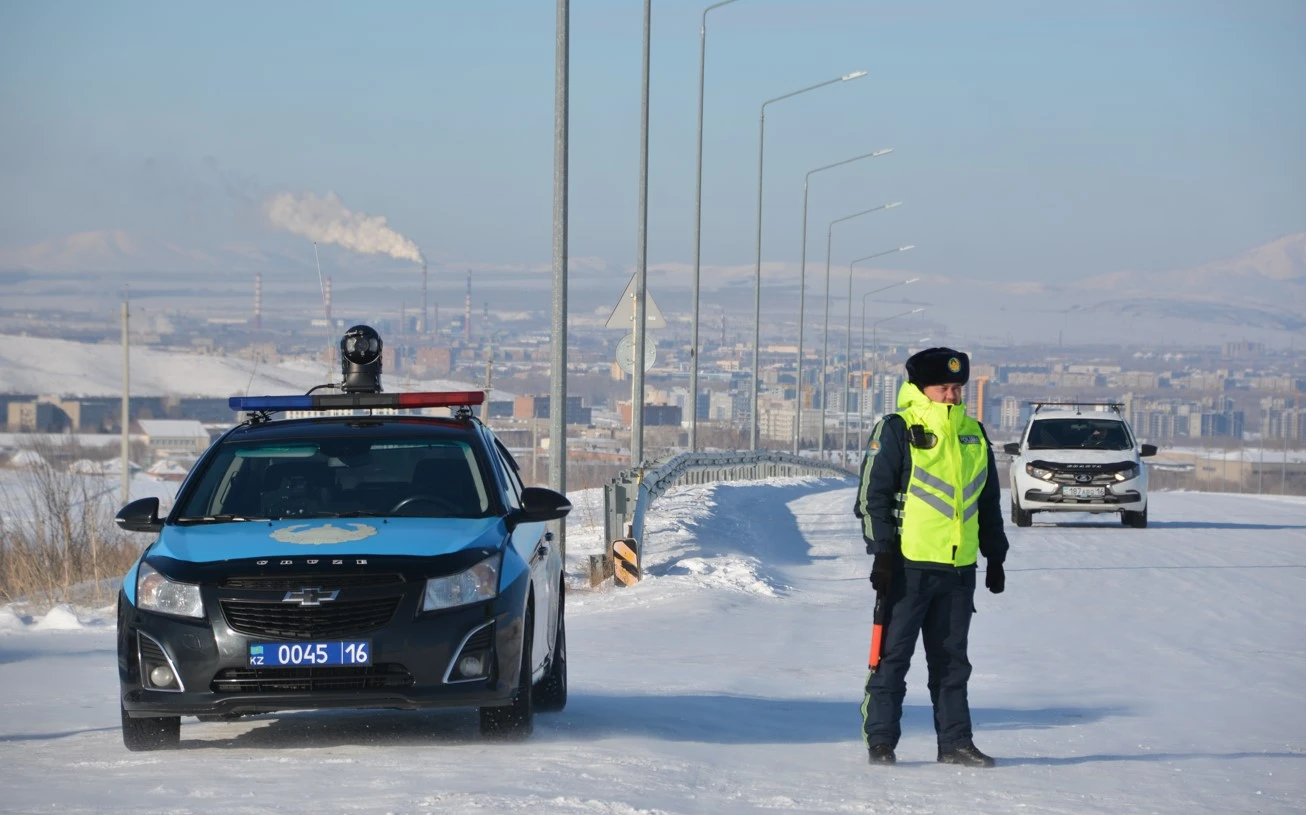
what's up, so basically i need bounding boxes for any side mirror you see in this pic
[1140,444,1158,458]
[513,487,572,525]
[1002,442,1021,455]
[116,497,163,533]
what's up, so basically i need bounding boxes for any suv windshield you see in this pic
[1027,418,1133,451]
[175,436,492,521]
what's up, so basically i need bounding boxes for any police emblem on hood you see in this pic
[271,523,379,545]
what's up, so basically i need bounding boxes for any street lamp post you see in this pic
[689,0,743,453]
[794,148,893,455]
[750,70,867,451]
[842,260,916,459]
[819,202,901,460]
[869,307,926,431]
[632,0,651,467]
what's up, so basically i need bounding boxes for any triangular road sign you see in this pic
[605,273,667,330]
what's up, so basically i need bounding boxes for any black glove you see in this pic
[985,561,1005,594]
[870,553,893,594]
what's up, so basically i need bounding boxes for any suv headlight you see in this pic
[136,562,204,619]
[1114,464,1140,482]
[1025,463,1055,481]
[422,554,500,612]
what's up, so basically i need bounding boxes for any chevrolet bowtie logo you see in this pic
[282,587,339,607]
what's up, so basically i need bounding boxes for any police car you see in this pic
[1003,402,1157,528]
[114,326,571,750]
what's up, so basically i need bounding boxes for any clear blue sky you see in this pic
[1,0,1303,282]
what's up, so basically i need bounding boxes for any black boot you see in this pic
[937,742,996,768]
[867,744,897,765]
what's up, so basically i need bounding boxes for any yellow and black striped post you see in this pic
[612,538,640,587]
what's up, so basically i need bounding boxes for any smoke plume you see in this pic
[265,190,423,263]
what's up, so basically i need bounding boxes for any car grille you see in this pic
[211,664,414,693]
[220,574,403,590]
[221,597,401,639]
[1047,472,1123,486]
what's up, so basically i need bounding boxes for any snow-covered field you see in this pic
[1,483,1304,815]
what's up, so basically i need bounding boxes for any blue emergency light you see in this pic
[229,391,486,414]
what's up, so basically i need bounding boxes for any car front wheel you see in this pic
[121,704,180,751]
[1123,507,1148,528]
[1011,500,1033,528]
[534,585,567,713]
[479,609,534,739]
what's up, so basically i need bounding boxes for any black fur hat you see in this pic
[905,347,969,387]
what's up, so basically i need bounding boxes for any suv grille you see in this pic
[211,664,414,693]
[221,597,400,639]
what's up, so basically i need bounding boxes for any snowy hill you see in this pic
[0,334,490,398]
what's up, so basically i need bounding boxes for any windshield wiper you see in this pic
[174,514,270,525]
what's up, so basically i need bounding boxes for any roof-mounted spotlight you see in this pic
[340,325,383,393]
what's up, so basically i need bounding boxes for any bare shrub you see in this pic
[0,436,144,607]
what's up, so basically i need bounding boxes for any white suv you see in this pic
[1003,403,1157,528]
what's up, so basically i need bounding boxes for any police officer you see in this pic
[855,347,1009,767]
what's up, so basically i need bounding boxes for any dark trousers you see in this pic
[862,565,976,751]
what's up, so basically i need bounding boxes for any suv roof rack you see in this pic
[1029,401,1124,415]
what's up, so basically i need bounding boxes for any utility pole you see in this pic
[549,0,570,555]
[120,288,130,505]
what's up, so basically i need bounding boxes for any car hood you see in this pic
[1024,448,1137,466]
[149,517,506,564]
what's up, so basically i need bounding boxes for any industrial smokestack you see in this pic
[421,261,428,335]
[324,277,332,322]
[254,273,262,331]
[464,269,472,341]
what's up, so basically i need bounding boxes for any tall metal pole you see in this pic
[794,147,892,455]
[819,201,901,460]
[750,70,867,452]
[549,0,570,554]
[120,288,130,505]
[842,261,916,457]
[690,0,741,453]
[632,0,651,466]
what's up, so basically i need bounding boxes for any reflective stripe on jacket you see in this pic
[895,381,990,567]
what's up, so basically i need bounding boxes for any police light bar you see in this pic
[229,391,486,413]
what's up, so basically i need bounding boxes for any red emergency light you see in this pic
[229,391,486,414]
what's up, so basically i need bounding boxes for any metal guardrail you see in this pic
[602,451,856,562]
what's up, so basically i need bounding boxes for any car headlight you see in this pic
[1025,463,1055,481]
[136,562,204,619]
[422,554,500,612]
[1114,464,1140,482]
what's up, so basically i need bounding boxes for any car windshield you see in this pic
[174,436,492,521]
[1027,418,1133,451]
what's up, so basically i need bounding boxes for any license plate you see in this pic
[248,641,371,667]
[1062,486,1105,499]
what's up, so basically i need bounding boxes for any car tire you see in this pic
[1011,500,1033,528]
[534,585,567,713]
[121,704,180,751]
[1123,507,1148,529]
[479,608,534,740]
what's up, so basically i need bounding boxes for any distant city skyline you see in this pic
[1,0,1304,287]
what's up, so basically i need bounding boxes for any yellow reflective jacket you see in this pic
[894,382,990,567]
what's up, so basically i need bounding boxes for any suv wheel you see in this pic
[1011,500,1033,528]
[534,585,567,713]
[1123,507,1148,529]
[121,704,180,751]
[479,608,534,739]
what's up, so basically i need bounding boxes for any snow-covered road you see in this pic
[2,484,1304,814]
